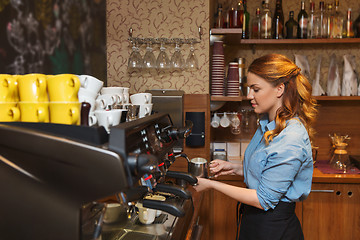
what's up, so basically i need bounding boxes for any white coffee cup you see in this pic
[220,112,230,128]
[130,93,152,105]
[101,87,124,104]
[135,202,156,225]
[78,88,98,112]
[78,75,103,94]
[94,109,122,132]
[139,103,153,118]
[144,194,166,217]
[95,94,117,110]
[211,113,221,128]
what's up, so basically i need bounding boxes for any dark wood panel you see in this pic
[314,101,360,161]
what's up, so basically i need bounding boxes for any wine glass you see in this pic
[186,39,199,70]
[171,39,185,69]
[143,38,156,69]
[156,39,170,69]
[128,39,143,69]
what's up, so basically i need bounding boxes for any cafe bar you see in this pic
[0,0,360,239]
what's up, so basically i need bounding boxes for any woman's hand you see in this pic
[193,177,213,192]
[209,159,242,177]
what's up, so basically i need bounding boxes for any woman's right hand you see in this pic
[209,159,242,177]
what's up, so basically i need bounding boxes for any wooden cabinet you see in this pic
[302,183,360,240]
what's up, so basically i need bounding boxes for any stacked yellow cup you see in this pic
[17,74,50,123]
[0,74,20,122]
[47,74,81,125]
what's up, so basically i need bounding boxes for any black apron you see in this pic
[236,201,304,240]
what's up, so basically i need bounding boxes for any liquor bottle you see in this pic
[251,8,261,39]
[297,1,308,39]
[344,8,354,38]
[228,3,235,28]
[324,4,333,38]
[242,0,250,39]
[317,1,326,38]
[261,0,272,39]
[307,1,316,38]
[331,0,343,38]
[353,10,360,37]
[215,4,224,28]
[285,11,298,39]
[272,0,284,39]
[230,1,243,28]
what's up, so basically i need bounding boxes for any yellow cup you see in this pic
[0,74,17,102]
[49,102,80,125]
[19,102,49,123]
[0,103,20,122]
[47,74,80,102]
[17,74,48,102]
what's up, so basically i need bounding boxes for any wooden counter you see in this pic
[211,166,360,184]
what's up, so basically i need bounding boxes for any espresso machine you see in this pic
[0,113,196,240]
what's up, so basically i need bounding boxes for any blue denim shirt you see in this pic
[243,115,313,211]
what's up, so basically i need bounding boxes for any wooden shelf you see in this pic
[314,96,360,100]
[211,96,248,101]
[210,28,360,45]
[211,96,360,101]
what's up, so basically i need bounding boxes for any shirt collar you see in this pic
[259,114,276,133]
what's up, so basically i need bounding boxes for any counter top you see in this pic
[214,166,360,184]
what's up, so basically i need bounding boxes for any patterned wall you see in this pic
[106,0,360,94]
[106,0,210,94]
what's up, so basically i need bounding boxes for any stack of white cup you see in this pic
[130,93,153,118]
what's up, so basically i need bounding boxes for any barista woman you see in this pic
[194,54,318,239]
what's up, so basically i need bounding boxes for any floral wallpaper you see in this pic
[106,0,210,94]
[107,0,360,94]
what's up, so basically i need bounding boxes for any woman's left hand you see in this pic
[192,177,213,192]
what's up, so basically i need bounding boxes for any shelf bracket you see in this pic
[251,44,256,54]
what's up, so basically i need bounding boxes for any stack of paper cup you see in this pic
[211,41,225,96]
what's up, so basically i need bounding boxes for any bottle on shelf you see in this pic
[297,0,308,39]
[261,0,272,39]
[307,1,316,38]
[214,3,225,28]
[242,0,250,39]
[228,2,235,28]
[272,0,284,39]
[344,8,354,38]
[316,1,326,38]
[353,9,360,37]
[230,1,244,28]
[251,8,261,39]
[323,3,333,38]
[285,11,298,39]
[330,0,343,38]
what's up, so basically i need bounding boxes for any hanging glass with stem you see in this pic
[156,38,170,69]
[128,38,143,69]
[185,38,199,70]
[171,38,185,69]
[143,38,156,69]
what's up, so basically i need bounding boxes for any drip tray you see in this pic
[119,231,157,240]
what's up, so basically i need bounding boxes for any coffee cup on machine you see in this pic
[78,75,103,94]
[130,93,152,105]
[0,74,17,102]
[0,102,20,122]
[135,202,156,224]
[47,74,80,102]
[17,74,48,102]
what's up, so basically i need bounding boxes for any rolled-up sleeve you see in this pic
[256,131,306,211]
